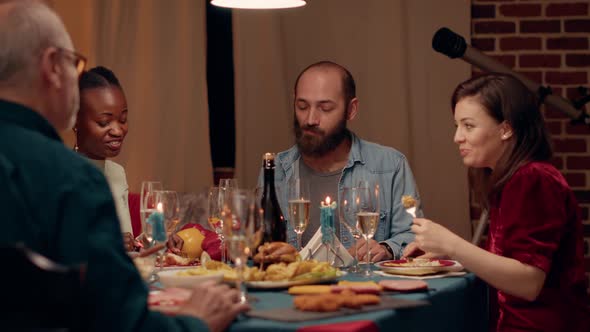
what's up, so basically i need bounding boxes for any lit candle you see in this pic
[157,202,163,213]
[320,196,337,243]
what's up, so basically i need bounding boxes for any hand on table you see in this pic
[348,238,392,262]
[178,281,250,332]
[167,233,184,255]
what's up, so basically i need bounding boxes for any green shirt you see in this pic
[0,99,208,331]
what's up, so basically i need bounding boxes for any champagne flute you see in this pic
[339,187,363,273]
[287,178,310,251]
[356,183,380,277]
[219,178,238,191]
[139,181,163,245]
[208,187,226,263]
[154,190,179,272]
[249,189,265,256]
[156,190,180,237]
[222,189,254,304]
[142,189,169,283]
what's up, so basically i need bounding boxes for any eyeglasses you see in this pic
[57,48,87,76]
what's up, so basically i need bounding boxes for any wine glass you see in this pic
[156,190,180,237]
[154,190,179,273]
[248,189,265,257]
[356,183,380,277]
[208,187,227,263]
[139,181,163,245]
[222,189,255,304]
[339,187,363,273]
[287,177,310,251]
[142,189,170,283]
[219,178,238,191]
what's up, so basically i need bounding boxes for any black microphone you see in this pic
[432,27,586,123]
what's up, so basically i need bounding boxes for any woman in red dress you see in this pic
[404,73,589,331]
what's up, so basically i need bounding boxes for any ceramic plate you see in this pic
[246,271,347,289]
[158,269,225,288]
[375,259,463,276]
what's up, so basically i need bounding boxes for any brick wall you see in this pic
[471,0,590,296]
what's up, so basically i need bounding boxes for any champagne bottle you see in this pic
[261,153,287,243]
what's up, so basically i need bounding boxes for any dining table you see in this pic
[227,272,489,332]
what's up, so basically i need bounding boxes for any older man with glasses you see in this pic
[0,0,248,331]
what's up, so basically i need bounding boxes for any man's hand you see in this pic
[178,281,250,332]
[167,233,184,255]
[348,238,391,262]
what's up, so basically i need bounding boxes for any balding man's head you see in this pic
[0,0,72,87]
[294,61,356,106]
[0,0,81,131]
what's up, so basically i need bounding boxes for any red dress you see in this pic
[487,162,589,331]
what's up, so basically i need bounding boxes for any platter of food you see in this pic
[374,258,463,276]
[246,269,345,289]
[165,259,344,289]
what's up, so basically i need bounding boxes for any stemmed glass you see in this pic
[208,187,227,263]
[248,190,264,258]
[219,178,238,191]
[154,190,179,271]
[222,189,256,304]
[339,187,363,273]
[139,181,163,246]
[141,189,171,283]
[355,182,380,277]
[287,177,310,251]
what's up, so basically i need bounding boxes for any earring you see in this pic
[73,127,79,152]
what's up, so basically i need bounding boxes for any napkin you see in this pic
[300,229,354,267]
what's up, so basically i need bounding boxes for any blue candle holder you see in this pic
[147,211,167,244]
[320,197,337,263]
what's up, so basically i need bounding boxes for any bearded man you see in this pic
[262,61,422,262]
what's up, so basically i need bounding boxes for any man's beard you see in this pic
[294,115,350,157]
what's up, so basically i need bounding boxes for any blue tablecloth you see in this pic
[229,273,488,332]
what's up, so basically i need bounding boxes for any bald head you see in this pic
[0,0,72,88]
[294,61,356,106]
[0,0,80,132]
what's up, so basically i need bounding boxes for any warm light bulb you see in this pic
[211,0,306,9]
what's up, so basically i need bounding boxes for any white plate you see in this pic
[245,271,346,289]
[158,269,224,288]
[374,259,463,276]
[159,265,200,271]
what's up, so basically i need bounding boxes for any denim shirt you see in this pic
[258,133,421,259]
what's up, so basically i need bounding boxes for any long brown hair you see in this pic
[451,73,553,208]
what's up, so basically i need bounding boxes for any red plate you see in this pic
[375,259,463,276]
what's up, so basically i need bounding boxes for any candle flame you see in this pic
[325,196,331,204]
[157,202,163,213]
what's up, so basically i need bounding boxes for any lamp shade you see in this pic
[211,0,306,9]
